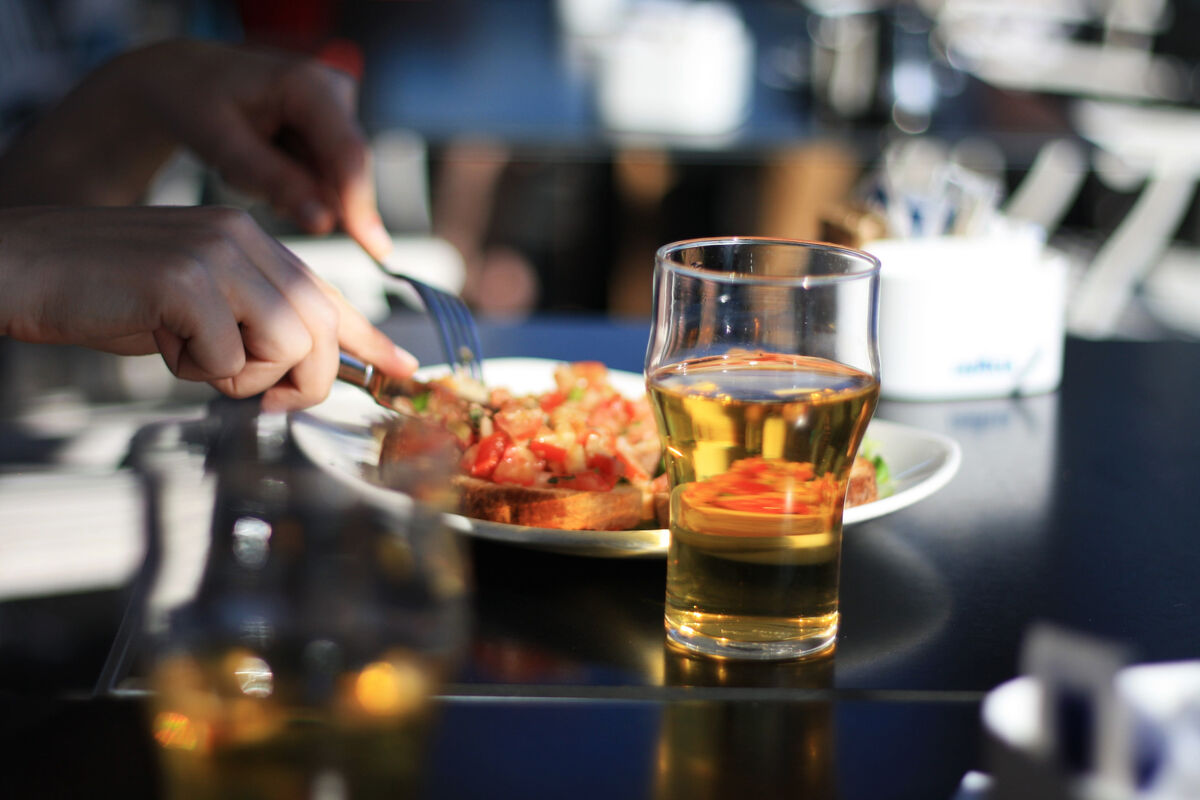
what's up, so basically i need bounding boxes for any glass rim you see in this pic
[655,236,881,285]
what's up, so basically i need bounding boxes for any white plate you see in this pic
[291,358,962,558]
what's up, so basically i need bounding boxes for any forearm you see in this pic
[0,46,179,208]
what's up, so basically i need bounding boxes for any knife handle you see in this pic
[338,352,374,389]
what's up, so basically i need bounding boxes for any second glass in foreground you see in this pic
[646,237,880,660]
[131,411,469,799]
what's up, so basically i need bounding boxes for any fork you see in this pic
[338,351,426,411]
[368,253,484,381]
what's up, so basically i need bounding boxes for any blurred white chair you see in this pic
[926,0,1184,102]
[1004,138,1088,236]
[281,235,465,322]
[1067,100,1200,338]
[372,128,433,235]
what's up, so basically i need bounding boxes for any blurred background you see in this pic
[3,0,1199,329]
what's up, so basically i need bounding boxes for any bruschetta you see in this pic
[379,361,882,531]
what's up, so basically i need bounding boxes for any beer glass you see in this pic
[646,237,880,660]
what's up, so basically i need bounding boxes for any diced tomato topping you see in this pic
[586,452,621,479]
[569,361,608,387]
[539,391,567,413]
[614,451,646,483]
[614,438,652,483]
[587,395,631,431]
[493,405,545,440]
[470,431,511,479]
[417,359,664,495]
[491,445,543,486]
[529,440,569,467]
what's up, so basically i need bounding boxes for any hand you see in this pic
[0,39,393,260]
[0,206,415,411]
[133,40,393,259]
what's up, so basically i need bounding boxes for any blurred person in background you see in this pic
[0,26,417,411]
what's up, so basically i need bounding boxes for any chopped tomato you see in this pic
[587,395,631,431]
[614,439,652,483]
[539,391,567,413]
[566,361,608,387]
[614,452,646,483]
[493,405,545,440]
[581,431,608,458]
[413,359,663,497]
[565,442,587,474]
[586,452,621,479]
[529,440,569,468]
[491,445,543,486]
[470,431,511,479]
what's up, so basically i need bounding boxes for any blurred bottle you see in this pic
[131,406,469,799]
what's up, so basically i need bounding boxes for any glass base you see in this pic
[664,613,838,661]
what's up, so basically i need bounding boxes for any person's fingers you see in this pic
[194,106,336,234]
[330,289,420,378]
[149,264,249,382]
[142,214,322,397]
[0,205,352,410]
[162,280,314,396]
[220,234,344,409]
[254,305,340,411]
[341,172,393,262]
[277,62,392,259]
[206,305,321,401]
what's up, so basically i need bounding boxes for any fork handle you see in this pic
[338,352,374,389]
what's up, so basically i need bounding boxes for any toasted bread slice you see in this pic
[454,476,646,531]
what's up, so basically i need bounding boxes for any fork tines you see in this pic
[383,267,484,382]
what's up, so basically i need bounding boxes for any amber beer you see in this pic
[649,351,878,658]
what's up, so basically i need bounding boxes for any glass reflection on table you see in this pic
[655,645,837,799]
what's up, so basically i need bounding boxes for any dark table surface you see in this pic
[3,314,1198,798]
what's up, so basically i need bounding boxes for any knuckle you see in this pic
[159,253,217,299]
[188,205,257,246]
[208,205,257,234]
[266,319,311,365]
[310,291,341,333]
